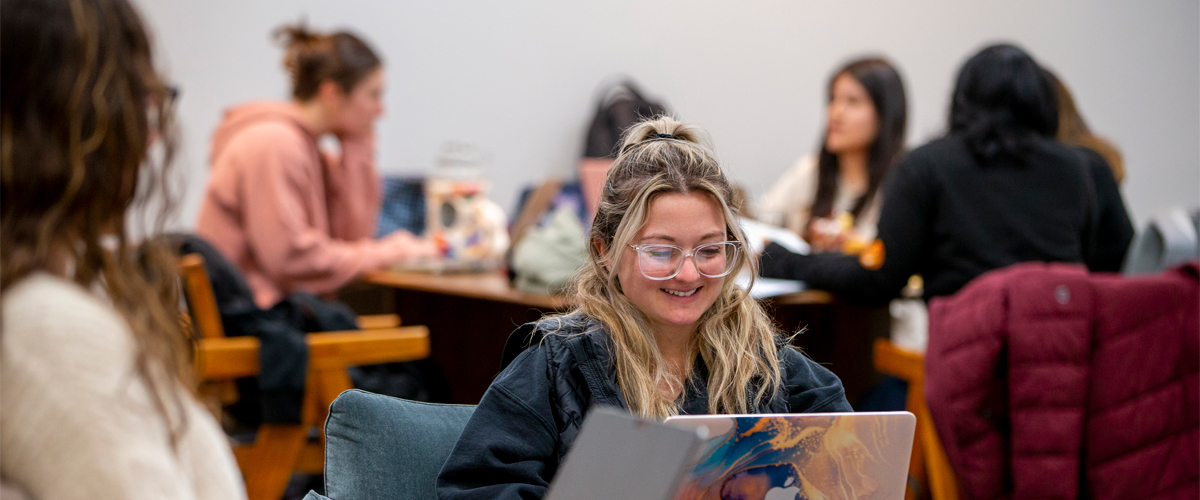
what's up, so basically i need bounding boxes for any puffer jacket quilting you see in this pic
[925,262,1199,500]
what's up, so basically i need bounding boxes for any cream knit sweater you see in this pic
[0,273,246,500]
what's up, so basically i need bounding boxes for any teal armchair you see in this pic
[304,389,475,500]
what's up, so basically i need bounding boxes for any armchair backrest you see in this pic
[178,253,225,339]
[322,390,476,500]
[1123,207,1200,275]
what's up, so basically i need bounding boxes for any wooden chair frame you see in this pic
[179,254,430,500]
[873,338,959,500]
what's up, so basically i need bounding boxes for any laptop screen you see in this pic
[665,412,915,500]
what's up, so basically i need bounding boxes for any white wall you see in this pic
[134,0,1199,231]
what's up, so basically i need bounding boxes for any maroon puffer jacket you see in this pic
[925,262,1198,499]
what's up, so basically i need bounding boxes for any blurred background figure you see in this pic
[1047,68,1125,184]
[131,1,1198,253]
[1045,68,1135,271]
[195,22,437,310]
[0,0,245,498]
[579,80,670,223]
[760,43,1132,304]
[759,57,908,254]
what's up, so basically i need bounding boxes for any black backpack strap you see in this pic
[500,322,544,372]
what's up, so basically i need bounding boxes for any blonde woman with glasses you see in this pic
[436,116,850,500]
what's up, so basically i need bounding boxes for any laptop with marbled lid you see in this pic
[664,412,915,500]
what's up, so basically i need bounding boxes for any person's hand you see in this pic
[808,215,871,255]
[382,230,441,260]
[807,217,847,253]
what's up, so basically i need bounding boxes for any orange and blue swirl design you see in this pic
[669,414,911,500]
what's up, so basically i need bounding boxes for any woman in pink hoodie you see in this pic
[197,24,436,308]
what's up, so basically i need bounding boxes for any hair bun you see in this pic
[618,115,708,154]
[275,22,320,49]
[274,23,327,90]
[271,23,380,101]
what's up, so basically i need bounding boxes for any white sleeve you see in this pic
[757,155,819,232]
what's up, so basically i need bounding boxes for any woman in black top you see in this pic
[760,44,1133,304]
[436,117,850,500]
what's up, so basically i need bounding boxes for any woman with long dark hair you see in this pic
[196,23,436,309]
[761,44,1127,304]
[760,57,907,252]
[0,0,244,497]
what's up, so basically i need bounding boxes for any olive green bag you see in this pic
[510,205,588,295]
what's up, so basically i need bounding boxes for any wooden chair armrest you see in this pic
[306,326,430,369]
[196,326,430,381]
[872,338,925,383]
[357,313,401,329]
[197,337,261,380]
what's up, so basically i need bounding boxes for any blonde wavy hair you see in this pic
[560,116,782,419]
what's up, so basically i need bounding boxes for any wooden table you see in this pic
[356,269,886,405]
[363,270,567,310]
[355,270,565,404]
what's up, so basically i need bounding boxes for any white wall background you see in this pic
[134,0,1199,231]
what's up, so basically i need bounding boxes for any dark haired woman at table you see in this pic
[759,57,907,253]
[196,23,436,309]
[761,43,1131,304]
[436,117,850,500]
[1,0,244,497]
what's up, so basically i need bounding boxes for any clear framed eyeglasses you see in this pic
[627,241,742,281]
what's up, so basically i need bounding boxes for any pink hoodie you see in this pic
[196,101,402,308]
